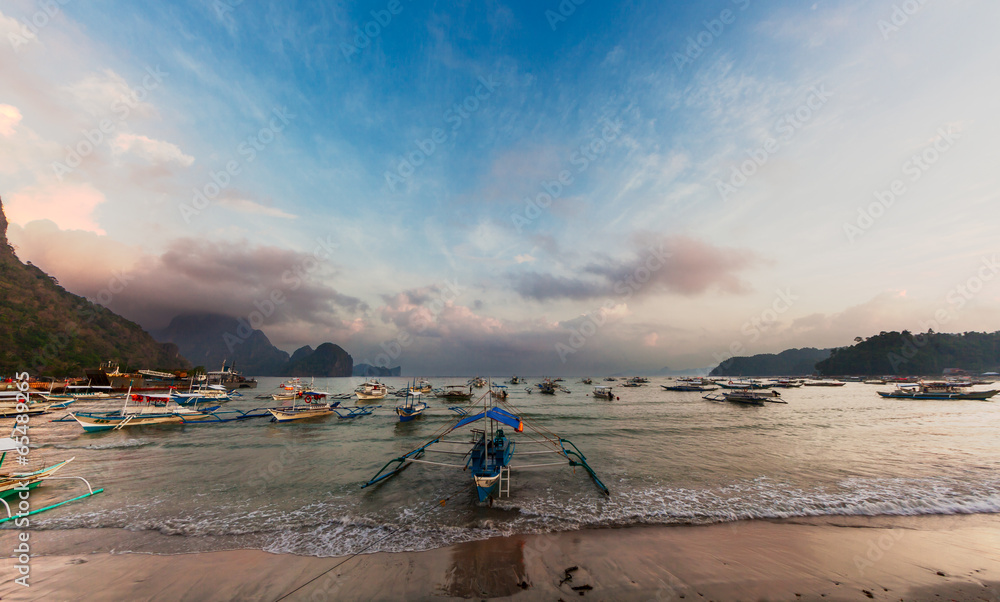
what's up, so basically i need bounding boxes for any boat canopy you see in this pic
[452,407,523,432]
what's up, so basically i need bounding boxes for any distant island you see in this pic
[710,348,831,377]
[354,364,402,377]
[156,313,353,377]
[711,332,1000,377]
[816,331,1000,376]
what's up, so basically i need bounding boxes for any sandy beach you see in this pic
[2,514,999,601]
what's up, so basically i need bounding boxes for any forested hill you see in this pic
[0,198,189,376]
[710,348,831,377]
[815,331,1000,376]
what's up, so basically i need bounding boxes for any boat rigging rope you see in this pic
[272,482,470,602]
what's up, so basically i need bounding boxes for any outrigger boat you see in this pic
[435,385,474,401]
[363,385,609,503]
[877,381,998,400]
[0,436,103,524]
[661,378,718,392]
[704,390,785,406]
[355,380,388,401]
[268,391,341,423]
[395,384,428,422]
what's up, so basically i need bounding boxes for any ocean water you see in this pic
[15,378,1000,557]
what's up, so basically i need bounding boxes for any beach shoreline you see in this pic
[2,513,999,601]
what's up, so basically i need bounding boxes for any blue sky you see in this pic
[2,0,998,374]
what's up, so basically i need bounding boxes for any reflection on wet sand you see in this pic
[443,534,529,598]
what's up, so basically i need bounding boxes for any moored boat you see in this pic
[355,380,388,401]
[877,381,998,400]
[435,385,474,401]
[592,385,615,400]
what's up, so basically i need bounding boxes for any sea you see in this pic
[16,377,1000,558]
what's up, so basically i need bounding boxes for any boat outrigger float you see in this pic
[362,385,609,502]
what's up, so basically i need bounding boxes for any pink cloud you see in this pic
[0,104,21,136]
[6,182,107,233]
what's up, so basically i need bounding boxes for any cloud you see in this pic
[514,254,535,264]
[5,182,107,233]
[218,198,298,219]
[8,224,367,333]
[511,235,760,301]
[0,104,22,136]
[112,133,194,167]
[64,69,158,120]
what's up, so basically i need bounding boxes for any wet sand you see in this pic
[2,514,999,601]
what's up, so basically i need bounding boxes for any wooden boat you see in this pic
[803,380,846,387]
[363,383,608,503]
[719,379,772,390]
[592,385,615,400]
[490,384,509,400]
[705,390,784,406]
[0,454,72,499]
[0,437,104,523]
[268,403,337,422]
[0,393,73,417]
[877,381,998,400]
[661,382,718,392]
[71,389,213,432]
[470,377,487,389]
[395,386,428,422]
[355,380,388,401]
[581,378,593,385]
[435,385,473,401]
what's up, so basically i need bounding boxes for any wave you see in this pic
[30,475,1000,557]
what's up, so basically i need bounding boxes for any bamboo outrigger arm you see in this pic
[361,438,440,489]
[559,438,610,496]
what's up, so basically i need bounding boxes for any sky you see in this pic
[1,0,998,375]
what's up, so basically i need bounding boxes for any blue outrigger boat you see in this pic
[363,387,608,503]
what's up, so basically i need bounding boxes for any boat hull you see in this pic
[268,407,334,422]
[877,390,997,400]
[72,412,184,432]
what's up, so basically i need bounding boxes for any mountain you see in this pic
[289,345,314,363]
[709,348,832,377]
[816,331,1000,376]
[0,197,189,376]
[155,313,290,375]
[353,363,402,377]
[283,343,353,377]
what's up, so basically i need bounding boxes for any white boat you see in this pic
[356,380,388,401]
[592,386,615,400]
[268,403,337,422]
